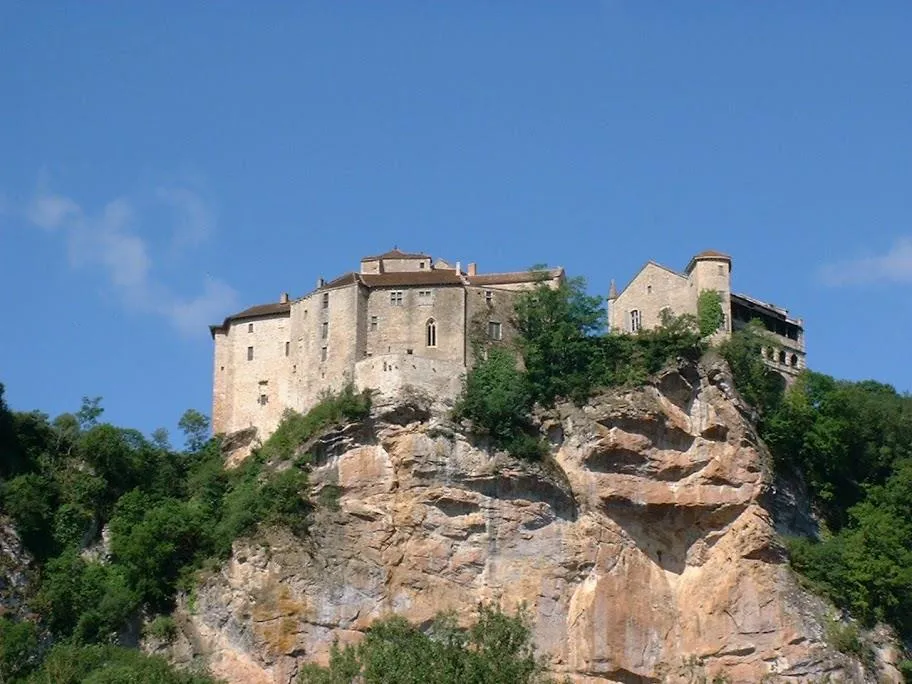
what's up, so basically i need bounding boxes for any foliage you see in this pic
[259,385,371,462]
[453,348,543,459]
[0,617,38,682]
[25,644,218,684]
[298,605,558,684]
[146,615,178,643]
[0,386,365,679]
[696,289,724,337]
[719,321,786,416]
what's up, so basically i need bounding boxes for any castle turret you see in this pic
[686,250,732,333]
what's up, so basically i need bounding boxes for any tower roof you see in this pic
[685,250,732,274]
[361,248,430,261]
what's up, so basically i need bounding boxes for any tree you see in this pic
[77,396,104,431]
[512,276,605,404]
[178,410,210,453]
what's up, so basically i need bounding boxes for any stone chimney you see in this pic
[317,277,325,288]
[467,263,477,276]
[455,261,461,274]
[280,292,289,304]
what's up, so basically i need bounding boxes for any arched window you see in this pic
[426,318,437,347]
[778,350,786,364]
[790,354,799,367]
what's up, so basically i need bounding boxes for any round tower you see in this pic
[685,250,732,333]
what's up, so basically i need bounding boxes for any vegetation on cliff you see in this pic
[456,276,704,457]
[722,326,912,647]
[0,383,369,682]
[298,605,560,684]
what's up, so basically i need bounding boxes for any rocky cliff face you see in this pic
[161,360,899,683]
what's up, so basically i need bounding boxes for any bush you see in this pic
[299,605,557,684]
[0,616,38,682]
[146,615,178,643]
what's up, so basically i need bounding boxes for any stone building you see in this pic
[608,250,806,375]
[210,249,563,439]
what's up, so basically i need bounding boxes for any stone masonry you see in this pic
[608,250,806,374]
[210,250,563,440]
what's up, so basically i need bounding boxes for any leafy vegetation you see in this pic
[696,289,724,337]
[456,276,704,457]
[0,383,369,682]
[298,605,561,684]
[721,326,912,644]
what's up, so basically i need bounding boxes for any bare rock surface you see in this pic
[165,361,896,683]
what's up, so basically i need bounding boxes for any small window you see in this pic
[778,350,786,364]
[248,323,254,333]
[790,353,799,367]
[484,290,494,304]
[390,291,403,306]
[285,341,290,356]
[321,346,327,362]
[488,321,502,341]
[419,261,426,269]
[258,394,269,406]
[630,310,641,332]
[417,290,433,304]
[426,319,437,347]
[322,292,329,309]
[321,321,329,339]
[646,285,652,294]
[370,316,378,331]
[718,265,725,275]
[247,346,254,361]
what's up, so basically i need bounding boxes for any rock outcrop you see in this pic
[162,361,897,683]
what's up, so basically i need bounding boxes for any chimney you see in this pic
[455,261,461,274]
[467,262,477,276]
[317,277,325,288]
[280,292,289,304]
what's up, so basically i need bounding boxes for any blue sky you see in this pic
[2,3,911,439]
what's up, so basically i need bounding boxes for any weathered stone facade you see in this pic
[609,251,806,374]
[210,250,562,440]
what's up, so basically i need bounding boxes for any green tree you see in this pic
[0,616,38,682]
[513,276,605,404]
[178,410,210,453]
[77,396,104,431]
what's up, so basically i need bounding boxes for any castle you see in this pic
[209,249,563,438]
[608,250,806,372]
[210,248,804,440]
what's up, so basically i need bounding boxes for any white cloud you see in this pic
[820,238,912,286]
[25,186,237,337]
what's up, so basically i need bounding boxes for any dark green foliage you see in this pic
[0,386,364,679]
[719,334,912,642]
[298,605,557,684]
[146,615,178,643]
[26,644,218,684]
[720,321,785,416]
[696,289,724,337]
[178,409,210,453]
[899,659,912,682]
[457,277,704,460]
[259,385,371,462]
[0,616,38,682]
[453,348,544,459]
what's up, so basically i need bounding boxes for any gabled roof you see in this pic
[209,301,291,336]
[361,248,430,261]
[614,260,686,299]
[466,268,563,286]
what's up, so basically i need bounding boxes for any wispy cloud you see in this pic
[24,186,237,337]
[819,237,912,286]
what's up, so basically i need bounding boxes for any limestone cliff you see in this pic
[160,360,900,683]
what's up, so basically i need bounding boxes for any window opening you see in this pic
[488,320,502,340]
[630,310,641,332]
[426,318,437,347]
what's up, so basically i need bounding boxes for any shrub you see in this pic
[696,289,724,337]
[0,616,38,682]
[146,615,178,643]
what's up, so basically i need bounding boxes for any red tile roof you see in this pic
[209,301,291,335]
[359,270,464,288]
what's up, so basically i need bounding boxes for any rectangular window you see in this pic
[321,321,329,339]
[370,316,378,331]
[630,310,641,332]
[247,346,254,361]
[322,292,329,309]
[320,346,327,362]
[248,323,254,333]
[419,261,426,269]
[258,394,269,406]
[484,290,494,305]
[390,291,403,306]
[285,341,290,356]
[488,321,502,341]
[417,290,432,304]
